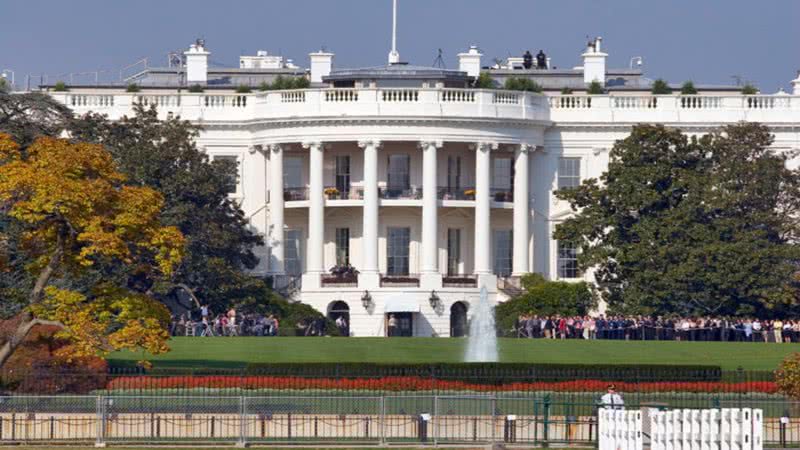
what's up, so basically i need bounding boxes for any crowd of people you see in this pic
[514,315,800,342]
[169,305,336,337]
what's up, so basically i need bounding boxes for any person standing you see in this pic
[336,315,349,336]
[388,314,398,337]
[600,385,624,410]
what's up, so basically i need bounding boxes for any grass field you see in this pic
[108,337,799,371]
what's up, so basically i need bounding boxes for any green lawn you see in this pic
[108,337,799,371]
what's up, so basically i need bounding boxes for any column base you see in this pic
[476,273,498,293]
[420,272,443,290]
[358,271,381,290]
[301,272,322,290]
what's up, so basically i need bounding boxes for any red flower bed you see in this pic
[105,375,779,394]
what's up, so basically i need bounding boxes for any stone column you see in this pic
[303,141,325,289]
[420,140,443,289]
[473,142,495,284]
[359,140,381,289]
[268,144,285,275]
[512,144,532,276]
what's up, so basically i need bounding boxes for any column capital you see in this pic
[248,144,267,155]
[268,143,284,153]
[357,140,382,150]
[469,142,499,152]
[301,141,329,151]
[418,140,443,151]
[517,143,535,154]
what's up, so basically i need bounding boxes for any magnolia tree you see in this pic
[0,133,184,366]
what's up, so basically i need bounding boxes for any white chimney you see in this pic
[458,46,483,79]
[309,51,334,83]
[184,39,210,84]
[582,37,608,85]
[792,70,800,95]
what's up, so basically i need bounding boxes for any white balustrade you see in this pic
[281,91,306,103]
[135,95,181,107]
[68,94,115,107]
[492,91,521,104]
[745,95,791,109]
[380,89,419,102]
[323,89,358,102]
[680,96,722,109]
[613,96,659,109]
[549,95,593,109]
[204,95,248,108]
[440,89,475,102]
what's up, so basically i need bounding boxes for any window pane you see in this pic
[493,230,513,277]
[214,155,239,194]
[387,155,410,191]
[447,228,461,276]
[285,229,303,276]
[447,156,461,190]
[335,156,350,193]
[557,241,579,278]
[492,158,512,190]
[335,228,350,266]
[284,157,303,188]
[387,227,410,275]
[558,157,581,189]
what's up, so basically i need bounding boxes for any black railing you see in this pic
[490,188,514,202]
[324,186,364,200]
[438,186,476,200]
[321,273,358,287]
[443,274,478,287]
[379,187,421,200]
[380,273,420,287]
[283,187,309,201]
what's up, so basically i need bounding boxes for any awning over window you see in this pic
[384,296,420,313]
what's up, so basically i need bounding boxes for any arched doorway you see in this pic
[450,302,468,337]
[327,301,350,336]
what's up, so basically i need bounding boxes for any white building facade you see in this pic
[46,40,800,337]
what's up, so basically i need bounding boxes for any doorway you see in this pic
[387,312,413,337]
[450,302,468,337]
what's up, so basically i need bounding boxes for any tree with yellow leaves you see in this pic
[0,132,184,367]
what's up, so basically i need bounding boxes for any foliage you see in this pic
[554,123,800,317]
[0,133,185,366]
[680,81,698,95]
[258,75,310,91]
[776,353,800,399]
[587,80,604,95]
[741,84,759,95]
[495,274,594,336]
[53,81,68,92]
[560,87,574,95]
[0,78,8,94]
[125,83,141,93]
[235,85,252,94]
[0,91,73,148]
[188,84,204,93]
[651,79,673,95]
[503,77,543,93]
[69,104,264,313]
[474,72,495,89]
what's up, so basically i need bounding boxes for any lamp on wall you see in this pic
[361,290,372,309]
[429,290,441,309]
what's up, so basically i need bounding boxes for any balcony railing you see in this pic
[321,273,358,287]
[379,187,422,200]
[380,273,420,287]
[284,187,309,201]
[490,188,514,203]
[324,186,364,200]
[438,186,476,201]
[443,274,478,287]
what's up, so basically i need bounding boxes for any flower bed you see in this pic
[105,375,779,394]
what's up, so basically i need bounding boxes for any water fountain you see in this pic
[464,286,498,362]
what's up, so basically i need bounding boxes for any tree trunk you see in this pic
[0,317,63,368]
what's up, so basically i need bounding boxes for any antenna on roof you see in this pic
[388,0,400,64]
[433,49,446,68]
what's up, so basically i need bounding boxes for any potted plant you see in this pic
[53,81,68,92]
[651,79,672,95]
[126,83,141,93]
[324,187,340,199]
[586,80,604,95]
[680,81,698,95]
[188,84,204,93]
[463,188,476,199]
[236,85,252,94]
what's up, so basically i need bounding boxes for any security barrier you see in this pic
[650,408,763,450]
[599,409,643,450]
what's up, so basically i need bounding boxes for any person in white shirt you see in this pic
[600,385,624,410]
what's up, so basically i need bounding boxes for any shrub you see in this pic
[741,83,758,95]
[560,87,573,95]
[188,84,204,93]
[235,85,252,93]
[125,83,141,93]
[257,76,309,91]
[474,72,495,89]
[776,353,800,399]
[587,80,604,95]
[651,79,672,95]
[503,77,543,93]
[53,81,68,92]
[0,78,8,93]
[680,81,698,95]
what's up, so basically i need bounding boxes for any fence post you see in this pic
[237,396,247,448]
[379,396,386,445]
[433,395,438,446]
[491,396,497,443]
[94,396,105,448]
[737,367,744,410]
[542,394,551,448]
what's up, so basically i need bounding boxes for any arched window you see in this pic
[450,302,468,337]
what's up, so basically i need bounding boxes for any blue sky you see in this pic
[2,0,799,91]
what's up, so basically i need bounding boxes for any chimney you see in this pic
[792,70,800,95]
[458,46,483,79]
[309,51,334,84]
[582,37,608,85]
[184,39,210,84]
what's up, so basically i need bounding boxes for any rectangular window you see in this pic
[387,154,410,195]
[335,156,350,195]
[492,158,512,191]
[284,157,303,189]
[493,230,513,277]
[557,241,580,279]
[447,228,461,276]
[284,228,303,276]
[558,157,581,189]
[447,156,461,191]
[214,155,239,194]
[335,228,350,266]
[387,227,410,276]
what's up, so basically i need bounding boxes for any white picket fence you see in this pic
[600,408,763,450]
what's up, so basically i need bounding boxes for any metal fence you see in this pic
[0,395,796,447]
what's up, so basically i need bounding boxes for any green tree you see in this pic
[474,72,495,89]
[651,79,672,95]
[587,80,604,95]
[503,77,543,93]
[554,123,800,316]
[0,91,73,148]
[495,274,594,336]
[680,81,698,95]
[235,85,252,94]
[741,84,759,95]
[69,104,266,312]
[126,83,141,93]
[52,82,68,92]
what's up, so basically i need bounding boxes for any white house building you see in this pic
[43,36,800,337]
